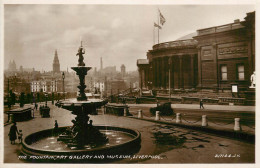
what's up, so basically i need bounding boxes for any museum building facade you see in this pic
[137,12,255,92]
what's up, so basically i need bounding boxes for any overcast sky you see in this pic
[4,5,255,72]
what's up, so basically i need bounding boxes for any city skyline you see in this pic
[4,5,255,71]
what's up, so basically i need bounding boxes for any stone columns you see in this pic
[190,54,195,88]
[152,60,156,88]
[165,57,169,89]
[171,56,174,89]
[138,67,142,89]
[142,69,145,89]
[161,57,165,89]
[157,58,161,88]
[197,47,202,88]
[179,56,183,88]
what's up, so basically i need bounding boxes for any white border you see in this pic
[0,0,259,168]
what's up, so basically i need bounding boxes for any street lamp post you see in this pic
[45,93,48,107]
[7,78,11,109]
[62,72,65,100]
[168,57,172,102]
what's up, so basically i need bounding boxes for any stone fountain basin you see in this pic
[21,126,141,160]
[59,98,107,115]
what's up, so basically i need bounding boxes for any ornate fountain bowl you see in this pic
[21,126,141,162]
[60,98,106,115]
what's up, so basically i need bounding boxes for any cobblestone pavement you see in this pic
[3,103,255,163]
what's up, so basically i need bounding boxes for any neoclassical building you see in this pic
[137,11,255,92]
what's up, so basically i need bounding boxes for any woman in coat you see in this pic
[9,122,19,144]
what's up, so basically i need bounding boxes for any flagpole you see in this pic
[153,24,155,45]
[158,9,159,44]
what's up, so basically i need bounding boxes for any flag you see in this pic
[159,9,166,25]
[154,22,161,29]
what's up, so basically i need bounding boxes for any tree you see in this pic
[37,93,40,102]
[52,92,54,105]
[26,93,31,104]
[11,91,16,105]
[20,92,25,107]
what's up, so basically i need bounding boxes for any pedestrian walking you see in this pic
[200,99,204,109]
[34,103,38,111]
[8,122,19,144]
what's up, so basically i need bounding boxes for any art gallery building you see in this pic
[137,12,255,93]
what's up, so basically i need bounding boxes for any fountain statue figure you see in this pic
[76,45,85,66]
[250,71,256,88]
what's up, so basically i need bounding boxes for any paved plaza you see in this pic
[3,102,255,163]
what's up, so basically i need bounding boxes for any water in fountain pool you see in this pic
[31,130,135,151]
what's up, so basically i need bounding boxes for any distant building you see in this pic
[102,66,117,76]
[8,60,17,72]
[121,64,126,77]
[31,79,59,93]
[94,81,105,93]
[100,57,103,71]
[53,50,60,73]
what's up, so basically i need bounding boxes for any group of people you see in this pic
[8,122,23,144]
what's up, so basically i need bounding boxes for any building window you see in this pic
[221,65,227,81]
[237,64,245,80]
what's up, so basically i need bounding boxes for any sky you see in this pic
[4,5,255,72]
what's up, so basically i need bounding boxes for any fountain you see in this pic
[21,42,141,162]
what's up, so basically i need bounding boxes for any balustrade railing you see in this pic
[197,22,244,36]
[153,39,197,50]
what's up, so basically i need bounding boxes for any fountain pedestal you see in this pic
[71,66,91,101]
[57,66,109,148]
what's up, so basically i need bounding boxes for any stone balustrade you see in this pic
[153,39,197,50]
[197,22,244,36]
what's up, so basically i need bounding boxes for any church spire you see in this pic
[53,49,60,73]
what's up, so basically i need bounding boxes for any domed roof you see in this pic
[176,32,197,41]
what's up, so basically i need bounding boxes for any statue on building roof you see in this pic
[250,71,256,88]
